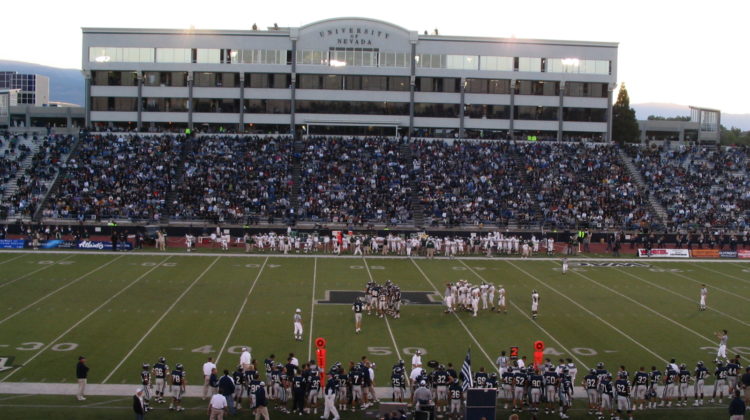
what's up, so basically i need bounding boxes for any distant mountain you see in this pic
[0,60,83,106]
[633,102,750,131]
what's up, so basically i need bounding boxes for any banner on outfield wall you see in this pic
[738,250,750,259]
[0,239,25,249]
[35,239,132,251]
[719,251,738,258]
[39,240,78,249]
[638,248,690,258]
[691,249,720,258]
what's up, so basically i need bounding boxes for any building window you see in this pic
[156,48,192,63]
[414,103,460,118]
[480,56,514,71]
[378,51,409,68]
[296,100,409,115]
[466,104,510,119]
[514,106,558,121]
[415,54,446,69]
[196,49,221,64]
[517,57,542,72]
[515,80,558,96]
[238,50,288,65]
[296,50,328,65]
[244,99,291,114]
[142,97,189,112]
[244,73,290,88]
[563,107,607,122]
[89,47,154,63]
[547,58,610,75]
[446,55,479,70]
[417,77,460,93]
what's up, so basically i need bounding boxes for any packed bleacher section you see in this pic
[172,136,293,223]
[296,137,412,225]
[3,135,74,218]
[40,134,182,221]
[0,137,31,189]
[626,144,750,230]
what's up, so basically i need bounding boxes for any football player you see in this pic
[349,364,364,410]
[233,364,246,410]
[715,330,729,363]
[677,363,691,406]
[531,289,540,319]
[290,370,306,415]
[648,365,662,409]
[152,357,169,404]
[497,285,507,314]
[512,365,528,412]
[632,366,649,410]
[448,377,463,419]
[726,356,740,393]
[321,373,339,420]
[614,372,633,420]
[335,364,349,411]
[501,366,515,409]
[168,363,186,412]
[699,284,708,311]
[542,366,558,415]
[693,361,708,406]
[528,368,544,413]
[306,365,322,414]
[660,365,677,407]
[598,373,614,419]
[140,363,152,412]
[583,369,599,415]
[247,372,262,412]
[474,367,489,388]
[710,361,728,404]
[433,364,449,412]
[561,257,569,274]
[352,297,364,333]
[293,308,303,341]
[558,368,573,419]
[391,365,407,403]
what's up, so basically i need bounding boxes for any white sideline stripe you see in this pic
[567,263,715,344]
[454,259,591,372]
[101,257,220,384]
[361,258,404,365]
[657,265,750,304]
[307,257,317,362]
[0,254,74,289]
[0,254,122,325]
[613,267,750,328]
[409,259,499,372]
[505,260,667,363]
[0,256,171,383]
[0,253,28,266]
[690,263,750,286]
[215,257,269,366]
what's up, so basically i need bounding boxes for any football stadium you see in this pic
[0,15,749,420]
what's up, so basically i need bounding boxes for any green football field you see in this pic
[0,250,748,419]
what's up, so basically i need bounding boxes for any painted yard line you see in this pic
[655,265,750,304]
[566,263,715,344]
[307,257,317,362]
[0,254,27,266]
[690,263,750,285]
[454,259,590,372]
[83,396,130,407]
[215,257,269,366]
[361,258,404,365]
[409,259,498,372]
[0,254,74,289]
[0,394,33,402]
[0,254,124,325]
[504,260,667,363]
[0,257,172,383]
[613,268,750,328]
[102,256,221,384]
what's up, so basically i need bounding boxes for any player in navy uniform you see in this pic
[233,365,246,410]
[528,368,544,413]
[660,365,677,407]
[632,366,649,411]
[512,366,528,412]
[433,365,449,412]
[614,373,633,420]
[693,361,708,406]
[710,361,728,404]
[558,368,573,419]
[140,363,152,412]
[598,373,614,420]
[543,367,559,414]
[291,372,306,414]
[243,365,259,409]
[152,357,169,404]
[349,364,364,410]
[263,355,275,386]
[352,297,364,333]
[307,368,322,415]
[726,357,740,395]
[321,374,339,420]
[336,365,349,411]
[648,366,662,409]
[583,369,599,415]
[677,363,691,406]
[500,366,515,410]
[168,363,186,412]
[391,366,407,402]
[474,367,489,388]
[448,378,463,419]
[247,372,262,412]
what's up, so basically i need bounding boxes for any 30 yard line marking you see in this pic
[307,257,317,362]
[689,263,750,286]
[215,257,269,366]
[565,263,715,344]
[454,259,591,371]
[410,259,498,371]
[0,255,123,325]
[0,256,172,383]
[102,256,220,383]
[362,258,404,364]
[0,254,74,289]
[505,260,667,363]
[655,266,750,304]
[613,268,750,327]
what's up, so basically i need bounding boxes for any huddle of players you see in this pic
[581,356,745,420]
[138,357,187,412]
[443,280,507,317]
[364,280,402,319]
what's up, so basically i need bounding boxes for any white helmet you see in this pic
[296,308,301,313]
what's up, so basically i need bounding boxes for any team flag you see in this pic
[461,348,473,391]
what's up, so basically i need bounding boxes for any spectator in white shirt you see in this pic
[202,357,216,399]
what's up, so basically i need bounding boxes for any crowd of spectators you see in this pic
[0,137,31,189]
[40,134,182,221]
[296,137,412,225]
[173,136,293,223]
[626,144,750,230]
[4,135,74,218]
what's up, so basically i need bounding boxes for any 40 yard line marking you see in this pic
[505,260,667,363]
[0,254,123,325]
[215,257,269,366]
[0,256,172,383]
[454,259,591,371]
[307,257,317,362]
[362,258,404,365]
[0,254,74,289]
[102,257,221,384]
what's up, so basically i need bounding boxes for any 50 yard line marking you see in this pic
[0,255,123,325]
[307,257,317,362]
[362,258,404,364]
[0,254,74,289]
[215,257,269,366]
[0,256,172,383]
[102,257,221,384]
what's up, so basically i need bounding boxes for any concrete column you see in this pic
[509,79,516,140]
[606,83,614,142]
[458,78,466,138]
[557,81,564,142]
[290,39,297,136]
[136,71,143,131]
[66,107,72,128]
[83,71,91,129]
[408,34,417,141]
[187,72,194,131]
[239,73,245,133]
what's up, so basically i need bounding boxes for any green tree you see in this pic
[612,84,640,143]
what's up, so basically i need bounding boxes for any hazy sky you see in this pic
[4,0,748,113]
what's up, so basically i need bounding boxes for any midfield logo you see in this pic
[318,291,441,305]
[572,262,650,267]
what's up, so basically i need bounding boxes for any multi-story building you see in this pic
[0,71,49,106]
[82,17,617,140]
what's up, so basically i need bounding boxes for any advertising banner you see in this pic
[638,248,690,258]
[39,240,78,249]
[719,251,738,258]
[0,239,25,249]
[76,240,133,251]
[738,250,750,259]
[691,249,720,258]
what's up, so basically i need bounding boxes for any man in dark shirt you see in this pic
[729,390,746,420]
[218,369,236,415]
[254,382,270,420]
[741,367,750,408]
[76,356,89,401]
[133,388,146,420]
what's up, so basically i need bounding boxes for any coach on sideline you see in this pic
[208,391,228,420]
[133,388,146,420]
[202,357,216,399]
[219,369,236,415]
[76,356,89,401]
[742,367,750,408]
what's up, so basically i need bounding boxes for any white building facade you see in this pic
[82,17,617,140]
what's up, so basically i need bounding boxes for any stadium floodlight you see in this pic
[561,58,579,66]
[330,59,346,67]
[94,56,111,63]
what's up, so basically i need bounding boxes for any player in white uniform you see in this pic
[488,284,496,311]
[480,283,489,309]
[293,309,303,341]
[471,288,480,317]
[496,285,507,314]
[185,234,194,252]
[562,258,569,274]
[531,289,540,319]
[715,330,728,362]
[699,285,707,311]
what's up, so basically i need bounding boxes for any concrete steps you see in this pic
[617,147,668,225]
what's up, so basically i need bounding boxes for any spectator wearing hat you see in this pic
[133,388,146,420]
[76,356,89,401]
[240,347,252,372]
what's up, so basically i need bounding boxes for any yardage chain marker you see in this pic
[455,259,592,372]
[215,257,270,366]
[307,257,317,362]
[102,256,221,383]
[505,260,667,363]
[0,256,172,383]
[567,262,715,344]
[689,263,750,286]
[613,267,750,328]
[361,257,405,372]
[659,265,750,303]
[0,254,75,290]
[0,254,123,325]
